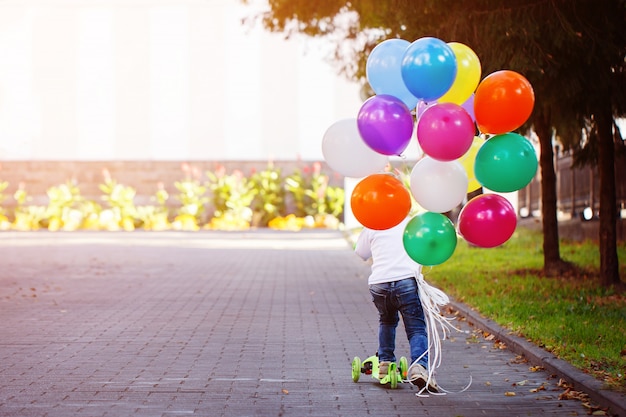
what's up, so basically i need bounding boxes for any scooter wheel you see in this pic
[388,363,398,389]
[351,357,361,382]
[399,357,408,379]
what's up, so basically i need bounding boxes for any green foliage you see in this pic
[153,183,169,207]
[284,170,309,217]
[12,185,46,231]
[173,179,209,221]
[79,200,103,230]
[426,227,626,390]
[136,183,170,231]
[0,181,8,216]
[99,173,139,230]
[99,177,136,215]
[44,180,87,231]
[206,166,256,223]
[249,163,286,227]
[0,162,345,231]
[323,184,345,219]
[285,162,345,219]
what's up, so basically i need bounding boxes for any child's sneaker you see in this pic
[378,361,392,378]
[408,363,439,392]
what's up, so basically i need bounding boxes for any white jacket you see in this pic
[354,217,422,285]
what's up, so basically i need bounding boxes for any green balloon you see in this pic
[474,133,538,192]
[403,212,457,266]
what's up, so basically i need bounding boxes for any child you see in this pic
[355,216,440,392]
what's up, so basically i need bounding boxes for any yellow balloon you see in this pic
[459,136,485,193]
[438,42,482,105]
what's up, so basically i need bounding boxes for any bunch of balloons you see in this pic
[322,36,538,266]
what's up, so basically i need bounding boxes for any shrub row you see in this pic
[0,162,345,232]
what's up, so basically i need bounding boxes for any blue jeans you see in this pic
[369,278,428,368]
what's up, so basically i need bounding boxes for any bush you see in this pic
[0,162,346,231]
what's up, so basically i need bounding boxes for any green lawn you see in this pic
[424,227,626,391]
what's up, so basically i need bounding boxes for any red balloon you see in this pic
[457,193,517,248]
[350,174,411,230]
[474,70,534,135]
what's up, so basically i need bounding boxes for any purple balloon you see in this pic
[416,100,434,122]
[461,94,476,122]
[357,94,414,156]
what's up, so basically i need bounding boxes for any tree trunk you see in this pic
[596,108,621,286]
[534,107,568,275]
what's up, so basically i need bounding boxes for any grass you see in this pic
[424,227,626,391]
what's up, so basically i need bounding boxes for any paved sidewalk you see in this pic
[0,230,620,416]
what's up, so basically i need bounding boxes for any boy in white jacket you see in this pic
[355,217,439,392]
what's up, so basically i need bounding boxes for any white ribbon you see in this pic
[407,272,472,397]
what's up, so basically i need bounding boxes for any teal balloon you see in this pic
[474,133,538,192]
[403,212,457,266]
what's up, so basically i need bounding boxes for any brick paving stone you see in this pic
[0,230,603,417]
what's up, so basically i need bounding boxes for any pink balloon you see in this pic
[457,193,517,248]
[417,102,475,161]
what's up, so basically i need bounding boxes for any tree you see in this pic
[246,0,625,285]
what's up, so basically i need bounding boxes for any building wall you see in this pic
[0,0,362,162]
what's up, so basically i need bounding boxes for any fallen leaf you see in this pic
[282,389,289,394]
[511,355,528,364]
[559,387,591,402]
[505,392,516,396]
[494,341,507,350]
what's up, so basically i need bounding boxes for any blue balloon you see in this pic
[366,39,418,110]
[401,37,457,101]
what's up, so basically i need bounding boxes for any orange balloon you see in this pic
[474,70,535,135]
[350,174,411,230]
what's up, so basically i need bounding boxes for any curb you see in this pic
[450,300,626,417]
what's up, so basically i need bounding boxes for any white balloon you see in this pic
[410,157,468,213]
[322,118,388,178]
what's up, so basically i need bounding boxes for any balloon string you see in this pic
[405,272,472,397]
